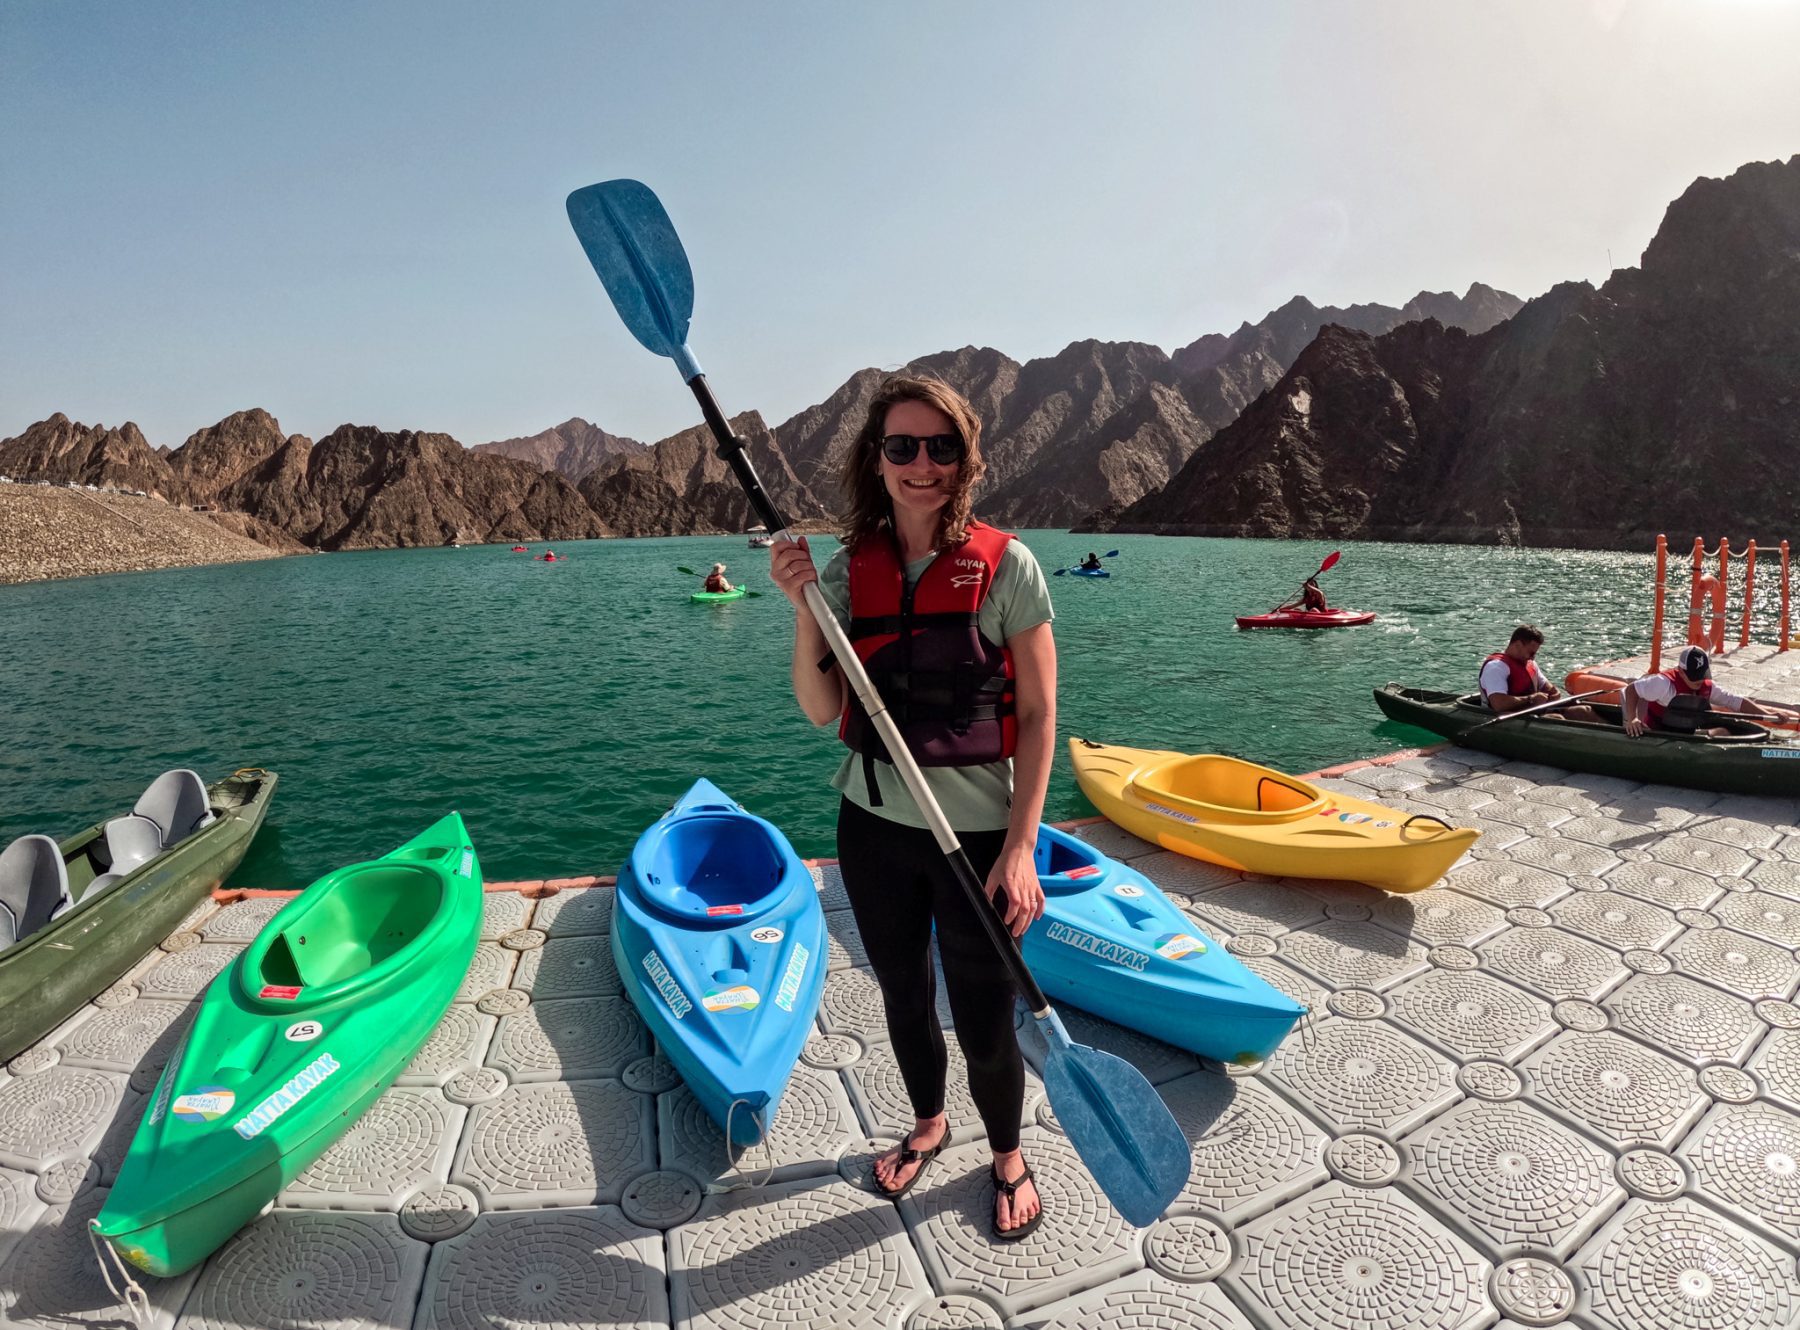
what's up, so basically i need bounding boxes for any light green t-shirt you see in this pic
[816,535,1055,831]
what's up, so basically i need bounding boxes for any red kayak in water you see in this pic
[1235,608,1376,629]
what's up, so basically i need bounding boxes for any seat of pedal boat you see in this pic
[133,769,216,848]
[634,815,789,925]
[252,862,444,995]
[0,834,74,950]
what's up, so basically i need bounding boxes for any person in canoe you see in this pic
[1079,551,1103,571]
[703,562,734,594]
[769,374,1054,1241]
[1479,625,1600,722]
[1621,645,1794,737]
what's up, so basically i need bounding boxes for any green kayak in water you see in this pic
[691,587,747,603]
[93,813,482,1276]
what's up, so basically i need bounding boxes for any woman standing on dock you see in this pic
[769,375,1056,1240]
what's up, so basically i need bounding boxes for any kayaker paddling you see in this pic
[1621,645,1794,737]
[1299,576,1327,612]
[769,375,1054,1240]
[1079,551,1103,571]
[704,562,734,594]
[1479,625,1600,723]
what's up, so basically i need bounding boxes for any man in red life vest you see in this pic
[704,562,733,594]
[1621,645,1792,737]
[1479,625,1600,723]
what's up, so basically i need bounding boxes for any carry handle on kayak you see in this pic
[567,178,1190,1227]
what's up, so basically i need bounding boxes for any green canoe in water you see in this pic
[93,813,482,1276]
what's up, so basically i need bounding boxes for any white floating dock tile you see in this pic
[1747,855,1800,901]
[512,932,624,999]
[1020,1269,1255,1329]
[658,1063,862,1185]
[1601,859,1725,910]
[479,891,533,940]
[1368,888,1507,948]
[1127,850,1255,901]
[1749,1027,1800,1111]
[901,1130,1141,1318]
[819,965,953,1042]
[179,1209,426,1330]
[1479,798,1576,832]
[134,943,242,1000]
[486,996,646,1083]
[809,862,852,912]
[843,1034,1041,1148]
[199,895,287,942]
[1183,880,1327,936]
[532,884,616,937]
[0,1164,46,1268]
[1665,925,1800,999]
[0,1187,197,1330]
[1448,861,1572,909]
[1520,1030,1707,1148]
[1344,764,1429,794]
[1508,836,1622,880]
[1687,815,1786,852]
[1601,972,1765,1066]
[1068,820,1159,862]
[0,1064,126,1170]
[1477,926,1627,1002]
[452,1079,653,1209]
[1554,813,1672,850]
[671,1174,932,1330]
[1018,1005,1199,1086]
[1546,890,1682,951]
[1277,920,1431,992]
[1224,1181,1494,1330]
[1648,833,1756,878]
[453,942,518,1003]
[825,910,870,971]
[1570,1196,1799,1330]
[413,1205,668,1330]
[1260,1016,1459,1136]
[1384,968,1557,1062]
[1401,1097,1622,1258]
[1676,1099,1800,1245]
[1158,1069,1327,1222]
[1710,889,1800,947]
[54,998,194,1075]
[283,1086,465,1210]
[398,1003,497,1087]
[1234,954,1330,1015]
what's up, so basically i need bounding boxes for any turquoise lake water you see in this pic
[0,533,1683,888]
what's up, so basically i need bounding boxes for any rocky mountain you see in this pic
[0,414,179,497]
[1104,156,1800,548]
[166,408,299,501]
[578,410,831,537]
[472,417,644,481]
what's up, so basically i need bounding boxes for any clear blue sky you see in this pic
[3,1,1796,450]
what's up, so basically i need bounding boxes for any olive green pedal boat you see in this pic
[92,813,482,1277]
[0,767,277,1065]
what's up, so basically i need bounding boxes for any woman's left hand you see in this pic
[985,845,1045,939]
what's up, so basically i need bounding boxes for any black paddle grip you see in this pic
[688,375,788,535]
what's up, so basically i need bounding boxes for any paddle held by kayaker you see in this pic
[1621,645,1795,737]
[1479,625,1600,723]
[768,374,1055,1241]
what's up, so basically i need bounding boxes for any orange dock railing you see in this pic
[1648,534,1791,672]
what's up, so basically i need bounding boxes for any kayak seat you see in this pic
[133,769,216,849]
[0,834,73,950]
[638,814,786,923]
[100,815,165,877]
[1255,776,1314,814]
[1142,755,1321,819]
[258,863,444,991]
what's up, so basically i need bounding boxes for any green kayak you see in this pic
[0,768,276,1065]
[691,587,747,603]
[1375,684,1800,795]
[93,812,482,1276]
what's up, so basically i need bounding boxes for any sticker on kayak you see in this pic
[1113,884,1145,898]
[171,1086,236,1124]
[259,984,303,1000]
[1143,801,1199,825]
[703,984,760,1012]
[1337,812,1374,825]
[1155,932,1207,960]
[234,1051,340,1140]
[284,1020,323,1043]
[1373,820,1394,828]
[774,943,811,1011]
[1761,749,1800,760]
[750,927,784,944]
[460,849,474,877]
[641,951,692,1020]
[1044,921,1149,972]
[706,904,745,916]
[1064,865,1102,879]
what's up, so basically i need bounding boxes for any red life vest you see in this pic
[839,522,1018,799]
[705,574,729,593]
[1480,652,1541,702]
[1646,666,1714,730]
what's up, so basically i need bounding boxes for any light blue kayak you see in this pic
[1022,824,1305,1064]
[612,779,826,1146]
[1069,566,1110,577]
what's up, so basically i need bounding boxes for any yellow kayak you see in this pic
[1068,738,1478,894]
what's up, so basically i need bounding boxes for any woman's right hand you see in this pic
[769,536,819,609]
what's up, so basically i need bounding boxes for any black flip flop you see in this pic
[991,1160,1044,1241]
[873,1129,945,1199]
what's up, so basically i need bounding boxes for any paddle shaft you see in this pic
[1467,688,1610,732]
[687,373,1055,1015]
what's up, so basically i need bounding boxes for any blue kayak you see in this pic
[1021,824,1305,1064]
[612,778,826,1146]
[1069,567,1110,577]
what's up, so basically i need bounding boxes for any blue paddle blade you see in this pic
[566,180,703,380]
[1033,1010,1189,1226]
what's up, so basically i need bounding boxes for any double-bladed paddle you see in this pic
[1465,688,1610,733]
[568,179,1190,1225]
[1053,550,1120,576]
[1275,549,1340,611]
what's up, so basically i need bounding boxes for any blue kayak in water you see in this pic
[1022,823,1305,1064]
[612,778,826,1146]
[1069,566,1110,577]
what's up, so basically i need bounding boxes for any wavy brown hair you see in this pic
[840,375,987,553]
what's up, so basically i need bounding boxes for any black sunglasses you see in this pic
[880,433,965,466]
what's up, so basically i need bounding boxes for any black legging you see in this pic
[836,797,1024,1152]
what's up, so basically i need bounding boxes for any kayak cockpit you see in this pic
[633,812,793,925]
[1133,754,1325,825]
[246,862,446,999]
[1446,692,1772,742]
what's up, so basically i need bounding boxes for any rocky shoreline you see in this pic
[0,485,289,586]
